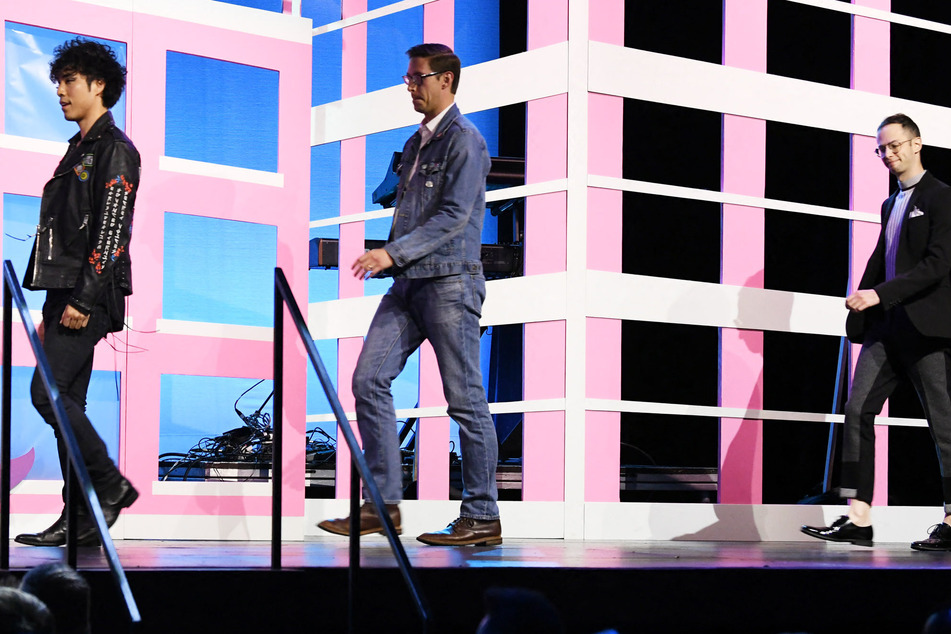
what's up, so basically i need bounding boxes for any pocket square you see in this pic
[910,207,925,218]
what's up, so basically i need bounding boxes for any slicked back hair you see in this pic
[406,43,461,94]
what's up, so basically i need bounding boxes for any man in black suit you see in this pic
[801,113,951,550]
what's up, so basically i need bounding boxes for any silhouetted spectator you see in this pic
[0,586,53,633]
[923,607,951,634]
[476,586,564,634]
[20,563,90,634]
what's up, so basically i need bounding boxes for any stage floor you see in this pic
[9,535,951,570]
[8,538,951,633]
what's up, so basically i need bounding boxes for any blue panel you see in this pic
[365,124,415,211]
[312,30,342,106]
[308,267,338,303]
[159,375,273,456]
[464,109,498,157]
[165,53,279,172]
[307,339,337,415]
[366,8,423,93]
[5,23,127,141]
[454,0,500,65]
[312,142,341,221]
[216,0,282,11]
[301,0,341,23]
[162,213,277,327]
[9,366,121,480]
[3,194,46,312]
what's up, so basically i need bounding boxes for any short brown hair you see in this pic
[878,113,920,138]
[406,43,460,94]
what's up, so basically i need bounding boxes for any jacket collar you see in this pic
[68,111,115,147]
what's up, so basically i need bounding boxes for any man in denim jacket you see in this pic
[319,43,501,546]
[15,38,139,547]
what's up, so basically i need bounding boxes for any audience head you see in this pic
[0,586,53,634]
[923,607,951,634]
[476,586,564,634]
[20,563,91,634]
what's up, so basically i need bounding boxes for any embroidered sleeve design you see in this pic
[89,174,135,274]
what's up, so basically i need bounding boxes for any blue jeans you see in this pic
[352,273,499,520]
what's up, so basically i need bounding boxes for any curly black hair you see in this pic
[49,37,126,109]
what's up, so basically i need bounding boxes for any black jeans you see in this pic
[30,289,123,499]
[841,308,951,511]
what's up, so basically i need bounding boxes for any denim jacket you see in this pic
[24,111,139,316]
[384,104,490,278]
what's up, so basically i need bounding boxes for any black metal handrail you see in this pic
[0,260,140,627]
[272,267,429,632]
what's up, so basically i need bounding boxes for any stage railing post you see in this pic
[272,278,284,569]
[272,267,429,632]
[1,273,11,570]
[0,260,140,626]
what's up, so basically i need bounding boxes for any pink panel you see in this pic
[722,0,767,72]
[523,412,565,501]
[526,93,567,274]
[528,0,568,49]
[525,193,567,275]
[342,1,368,98]
[720,3,766,504]
[527,95,568,183]
[424,0,454,46]
[588,0,624,45]
[3,3,313,520]
[585,318,620,502]
[417,342,449,499]
[588,94,623,178]
[851,2,890,507]
[335,337,363,498]
[587,188,622,271]
[523,321,566,501]
[586,318,620,400]
[585,411,619,502]
[524,320,566,401]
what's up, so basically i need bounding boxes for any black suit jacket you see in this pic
[846,170,951,343]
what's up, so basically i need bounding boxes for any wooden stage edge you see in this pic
[6,535,951,633]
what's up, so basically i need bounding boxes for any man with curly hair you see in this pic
[15,37,139,548]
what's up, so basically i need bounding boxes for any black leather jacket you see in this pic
[24,112,139,318]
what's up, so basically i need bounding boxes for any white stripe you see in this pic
[589,175,881,224]
[312,0,436,35]
[159,156,284,188]
[786,0,951,36]
[308,179,569,229]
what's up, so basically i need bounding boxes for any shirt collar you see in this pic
[419,104,453,141]
[899,170,926,192]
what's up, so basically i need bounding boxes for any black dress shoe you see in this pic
[911,522,951,551]
[317,503,401,536]
[99,476,139,528]
[417,517,502,546]
[801,515,873,546]
[14,512,100,548]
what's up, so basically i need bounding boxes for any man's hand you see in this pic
[37,320,45,346]
[845,289,881,312]
[60,304,90,330]
[351,248,394,279]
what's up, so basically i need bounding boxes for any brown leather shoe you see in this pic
[417,516,502,546]
[317,503,401,536]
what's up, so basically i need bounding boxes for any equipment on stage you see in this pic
[309,153,525,279]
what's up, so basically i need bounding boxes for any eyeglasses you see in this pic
[874,138,915,157]
[402,71,443,86]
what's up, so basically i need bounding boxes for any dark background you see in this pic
[613,0,951,505]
